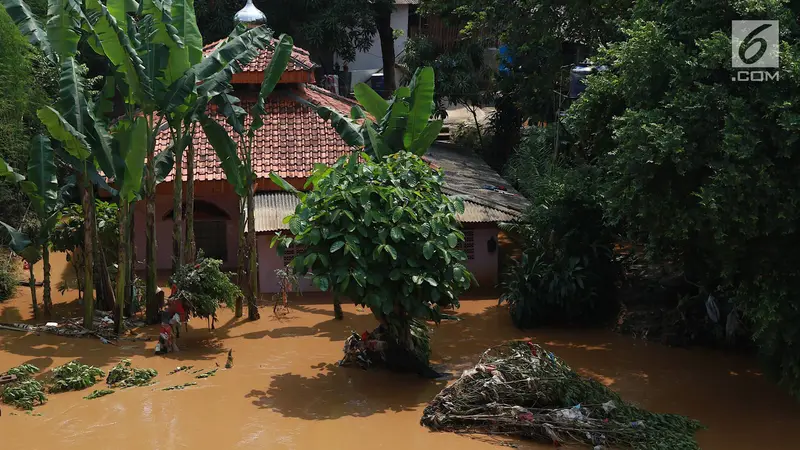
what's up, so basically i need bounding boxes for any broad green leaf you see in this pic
[352,268,367,287]
[46,0,80,59]
[153,147,175,184]
[384,244,398,260]
[0,157,25,183]
[251,35,293,132]
[446,233,458,248]
[106,0,137,25]
[2,0,53,62]
[390,227,403,242]
[141,0,186,85]
[404,67,435,149]
[423,241,434,260]
[213,92,246,134]
[162,71,197,114]
[330,240,345,253]
[171,0,203,65]
[410,119,443,156]
[269,172,300,196]
[26,135,58,216]
[120,117,147,201]
[56,57,87,132]
[391,207,403,223]
[312,275,329,291]
[37,106,91,160]
[87,108,117,180]
[86,0,148,102]
[317,106,364,147]
[353,82,389,118]
[365,121,391,158]
[0,221,33,256]
[194,24,272,81]
[350,106,366,120]
[200,114,246,196]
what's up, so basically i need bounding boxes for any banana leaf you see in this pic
[403,67,435,150]
[45,0,80,59]
[1,0,53,62]
[37,106,91,160]
[251,34,294,133]
[200,114,246,197]
[353,83,388,119]
[317,106,364,148]
[26,135,59,216]
[0,156,25,183]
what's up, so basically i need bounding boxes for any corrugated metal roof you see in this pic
[249,192,516,233]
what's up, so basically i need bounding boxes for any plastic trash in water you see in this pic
[45,322,58,327]
[99,337,109,344]
[602,400,617,412]
[630,420,645,428]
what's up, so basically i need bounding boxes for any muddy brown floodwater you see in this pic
[1,254,799,450]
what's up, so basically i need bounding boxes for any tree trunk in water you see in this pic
[375,7,396,94]
[333,295,343,320]
[235,197,245,318]
[28,264,38,319]
[98,246,115,312]
[42,245,52,317]
[72,250,82,302]
[184,140,196,265]
[127,206,136,316]
[172,138,183,272]
[115,200,128,334]
[145,135,158,324]
[246,184,260,321]
[81,173,95,329]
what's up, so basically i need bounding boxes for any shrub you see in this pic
[1,364,46,410]
[106,360,157,388]
[501,126,619,327]
[273,152,473,361]
[0,251,18,301]
[170,254,241,320]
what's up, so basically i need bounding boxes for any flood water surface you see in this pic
[1,267,799,450]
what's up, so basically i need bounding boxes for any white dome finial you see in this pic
[234,0,266,26]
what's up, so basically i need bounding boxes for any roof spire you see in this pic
[234,0,267,28]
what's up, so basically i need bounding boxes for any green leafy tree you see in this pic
[567,0,800,395]
[271,68,472,361]
[202,34,294,320]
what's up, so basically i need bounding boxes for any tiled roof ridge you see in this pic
[202,36,317,72]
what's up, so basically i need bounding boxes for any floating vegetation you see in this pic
[421,342,702,450]
[162,382,197,391]
[194,369,217,379]
[84,389,115,399]
[168,366,194,375]
[225,350,233,369]
[1,364,46,410]
[107,360,158,388]
[49,361,105,393]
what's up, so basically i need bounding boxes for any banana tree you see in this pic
[318,66,443,159]
[201,34,294,320]
[0,137,66,318]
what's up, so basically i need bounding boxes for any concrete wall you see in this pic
[133,189,241,272]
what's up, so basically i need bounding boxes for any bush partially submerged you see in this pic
[1,364,46,410]
[106,360,157,388]
[0,252,18,302]
[49,361,105,393]
[170,255,241,320]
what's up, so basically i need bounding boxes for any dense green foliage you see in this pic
[565,0,800,396]
[0,251,18,301]
[273,151,472,356]
[1,364,46,410]
[170,255,242,320]
[84,389,114,399]
[106,360,157,388]
[49,361,105,393]
[502,127,619,327]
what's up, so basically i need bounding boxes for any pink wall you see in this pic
[133,190,241,272]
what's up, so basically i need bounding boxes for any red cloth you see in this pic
[167,298,187,322]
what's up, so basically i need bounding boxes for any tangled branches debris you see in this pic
[49,361,105,393]
[421,342,701,450]
[168,366,194,375]
[84,389,114,399]
[1,364,46,410]
[106,360,158,388]
[162,382,197,391]
[195,369,217,379]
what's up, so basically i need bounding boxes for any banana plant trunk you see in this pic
[115,200,129,334]
[185,140,196,264]
[145,130,158,324]
[247,183,259,320]
[172,139,184,272]
[42,244,52,317]
[28,264,38,319]
[81,172,95,329]
[375,7,397,94]
[235,197,245,318]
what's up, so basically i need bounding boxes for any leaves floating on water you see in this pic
[49,361,105,393]
[84,389,115,399]
[168,366,194,375]
[107,360,158,388]
[194,369,217,379]
[1,364,46,410]
[162,382,197,391]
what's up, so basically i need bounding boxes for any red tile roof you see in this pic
[202,37,316,73]
[159,85,359,181]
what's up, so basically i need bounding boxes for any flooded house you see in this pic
[134,3,529,294]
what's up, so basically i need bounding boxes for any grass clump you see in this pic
[106,359,158,388]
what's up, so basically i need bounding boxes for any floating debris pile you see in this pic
[420,342,701,450]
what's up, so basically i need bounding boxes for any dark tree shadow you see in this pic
[246,363,446,420]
